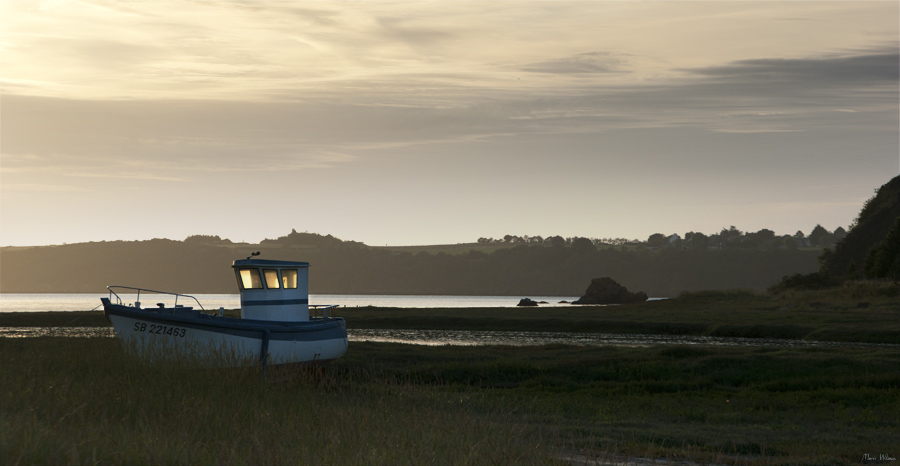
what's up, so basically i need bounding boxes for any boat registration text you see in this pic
[133,322,187,338]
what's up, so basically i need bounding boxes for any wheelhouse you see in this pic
[232,259,310,322]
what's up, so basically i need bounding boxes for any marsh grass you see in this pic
[4,338,897,465]
[1,338,562,465]
[372,342,899,465]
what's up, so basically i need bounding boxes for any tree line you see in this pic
[478,224,847,251]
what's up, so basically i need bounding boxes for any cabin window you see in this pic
[264,269,281,289]
[237,269,263,289]
[282,269,298,289]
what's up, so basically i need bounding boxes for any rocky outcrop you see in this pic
[517,298,539,307]
[572,277,648,305]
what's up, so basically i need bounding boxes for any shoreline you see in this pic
[2,291,899,345]
[4,326,900,349]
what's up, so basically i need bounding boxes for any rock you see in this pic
[572,277,648,305]
[517,298,539,307]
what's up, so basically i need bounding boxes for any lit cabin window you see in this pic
[282,269,298,289]
[238,269,263,289]
[264,269,281,289]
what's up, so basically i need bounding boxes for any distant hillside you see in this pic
[0,231,363,294]
[0,231,820,296]
[822,175,900,278]
[0,240,236,294]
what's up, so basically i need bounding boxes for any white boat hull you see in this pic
[103,302,348,367]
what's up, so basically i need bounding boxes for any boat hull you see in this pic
[103,303,348,367]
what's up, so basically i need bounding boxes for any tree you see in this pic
[724,226,742,238]
[684,232,709,250]
[647,233,668,248]
[863,217,900,279]
[833,226,848,243]
[571,237,596,254]
[184,235,231,245]
[808,224,832,247]
[793,230,808,247]
[822,176,900,277]
[782,235,798,250]
[547,236,566,248]
[719,226,743,247]
[740,229,772,249]
[755,229,776,242]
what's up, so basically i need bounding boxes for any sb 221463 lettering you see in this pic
[133,322,186,337]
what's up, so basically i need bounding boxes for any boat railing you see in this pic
[107,286,206,312]
[310,304,339,319]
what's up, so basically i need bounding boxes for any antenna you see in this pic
[247,251,261,260]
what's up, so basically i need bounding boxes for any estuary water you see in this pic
[0,293,580,313]
[8,294,890,349]
[1,326,896,349]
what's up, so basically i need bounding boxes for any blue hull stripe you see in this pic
[104,305,346,342]
[243,298,309,306]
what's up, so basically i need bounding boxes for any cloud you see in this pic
[684,49,899,85]
[0,183,89,193]
[11,44,894,157]
[522,51,629,75]
[0,95,367,181]
[523,47,897,134]
[376,15,457,46]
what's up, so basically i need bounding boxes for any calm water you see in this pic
[0,293,580,313]
[10,293,873,349]
[349,329,900,349]
[1,326,896,349]
[3,294,895,348]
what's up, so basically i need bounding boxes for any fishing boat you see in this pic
[101,258,348,368]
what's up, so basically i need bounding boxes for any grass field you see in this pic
[2,285,898,464]
[2,338,898,465]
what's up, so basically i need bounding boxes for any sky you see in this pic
[1,1,898,247]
